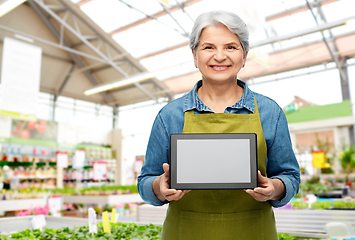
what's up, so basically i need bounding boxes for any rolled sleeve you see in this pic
[269,175,295,208]
[138,176,168,206]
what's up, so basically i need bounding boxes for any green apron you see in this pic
[161,100,278,240]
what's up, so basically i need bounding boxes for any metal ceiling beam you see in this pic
[0,38,73,63]
[77,0,92,7]
[58,0,173,100]
[54,63,76,102]
[306,0,340,64]
[174,0,194,22]
[35,0,129,78]
[313,0,350,101]
[265,0,338,22]
[109,0,201,36]
[159,2,189,37]
[27,0,114,104]
[268,29,355,55]
[251,15,355,48]
[118,0,187,37]
[248,62,355,86]
[305,0,348,97]
[0,24,108,63]
[136,15,355,60]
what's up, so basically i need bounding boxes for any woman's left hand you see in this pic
[244,171,285,202]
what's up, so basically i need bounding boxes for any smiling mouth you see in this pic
[210,65,230,70]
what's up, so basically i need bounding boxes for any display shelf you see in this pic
[0,198,47,212]
[17,176,56,180]
[62,193,143,205]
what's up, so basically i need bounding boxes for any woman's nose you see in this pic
[214,49,226,61]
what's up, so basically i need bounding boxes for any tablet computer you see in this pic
[170,133,258,190]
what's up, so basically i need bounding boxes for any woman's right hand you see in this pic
[154,163,190,202]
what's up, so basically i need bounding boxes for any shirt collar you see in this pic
[183,79,255,113]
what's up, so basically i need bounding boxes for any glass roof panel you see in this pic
[140,45,195,80]
[124,0,165,16]
[322,0,355,21]
[72,0,355,92]
[112,18,188,59]
[80,0,148,33]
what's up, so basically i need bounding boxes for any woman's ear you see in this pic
[242,51,248,68]
[192,49,198,68]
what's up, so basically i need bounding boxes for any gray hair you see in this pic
[189,11,249,54]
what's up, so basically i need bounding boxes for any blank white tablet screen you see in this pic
[176,139,251,183]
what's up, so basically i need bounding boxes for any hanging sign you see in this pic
[0,37,42,121]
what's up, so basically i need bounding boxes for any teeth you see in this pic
[212,66,228,69]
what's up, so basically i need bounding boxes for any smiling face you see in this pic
[193,23,247,85]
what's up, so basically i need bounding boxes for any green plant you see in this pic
[291,200,308,209]
[298,181,330,197]
[338,145,355,184]
[278,233,297,240]
[316,133,335,173]
[311,201,333,210]
[0,222,162,240]
[333,200,355,209]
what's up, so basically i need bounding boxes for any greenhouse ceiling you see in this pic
[0,0,354,107]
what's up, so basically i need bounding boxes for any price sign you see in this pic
[93,161,107,181]
[48,195,62,217]
[134,159,143,173]
[312,150,325,168]
[56,152,68,168]
[73,149,85,169]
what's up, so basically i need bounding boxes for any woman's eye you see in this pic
[203,46,213,50]
[227,46,236,50]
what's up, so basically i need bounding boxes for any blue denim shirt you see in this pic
[138,80,300,208]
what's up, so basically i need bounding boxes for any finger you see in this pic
[162,188,178,197]
[167,190,186,201]
[245,190,269,202]
[253,186,271,194]
[257,171,268,183]
[163,163,170,177]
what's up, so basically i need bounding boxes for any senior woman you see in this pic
[138,11,300,240]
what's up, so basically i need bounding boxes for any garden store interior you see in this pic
[1,0,355,239]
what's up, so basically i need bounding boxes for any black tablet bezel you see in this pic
[170,133,258,190]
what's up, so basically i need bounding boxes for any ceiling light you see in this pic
[84,60,194,95]
[0,0,27,18]
[84,71,155,95]
[346,19,355,27]
[157,0,170,7]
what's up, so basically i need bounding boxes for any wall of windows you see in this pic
[37,93,114,130]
